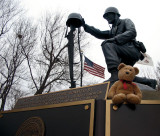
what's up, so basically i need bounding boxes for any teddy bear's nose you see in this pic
[126,72,129,74]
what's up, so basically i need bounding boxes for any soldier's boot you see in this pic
[104,70,118,87]
[133,76,157,89]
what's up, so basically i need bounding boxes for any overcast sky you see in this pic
[21,0,160,79]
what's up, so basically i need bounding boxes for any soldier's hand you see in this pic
[102,38,116,45]
[106,38,116,43]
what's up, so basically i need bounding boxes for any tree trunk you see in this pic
[0,94,7,111]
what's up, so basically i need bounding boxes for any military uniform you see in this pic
[82,7,157,89]
[84,18,141,73]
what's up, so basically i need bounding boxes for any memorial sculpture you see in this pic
[66,13,84,88]
[108,63,142,105]
[1,9,160,136]
[82,7,157,88]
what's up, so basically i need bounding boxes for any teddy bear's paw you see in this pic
[127,94,141,104]
[112,93,126,104]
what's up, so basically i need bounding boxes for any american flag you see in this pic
[84,56,105,79]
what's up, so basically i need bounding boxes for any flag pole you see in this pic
[78,28,83,87]
[80,51,83,87]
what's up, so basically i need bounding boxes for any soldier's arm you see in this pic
[83,24,110,39]
[114,19,137,45]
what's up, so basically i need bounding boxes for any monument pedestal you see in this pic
[0,100,95,136]
[1,82,160,136]
[106,100,160,136]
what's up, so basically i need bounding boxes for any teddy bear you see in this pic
[108,63,142,105]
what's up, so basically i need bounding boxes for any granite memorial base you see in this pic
[0,82,109,136]
[0,100,95,136]
[1,82,160,136]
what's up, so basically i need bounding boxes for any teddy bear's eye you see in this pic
[130,69,132,71]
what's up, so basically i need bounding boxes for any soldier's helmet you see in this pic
[66,13,83,28]
[103,7,121,18]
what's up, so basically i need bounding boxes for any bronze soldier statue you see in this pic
[82,7,157,89]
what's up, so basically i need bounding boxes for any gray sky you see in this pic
[21,0,160,80]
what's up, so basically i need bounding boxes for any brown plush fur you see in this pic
[108,63,142,104]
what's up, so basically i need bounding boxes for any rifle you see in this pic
[66,25,76,88]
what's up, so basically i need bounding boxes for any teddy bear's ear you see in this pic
[134,67,139,75]
[118,63,126,70]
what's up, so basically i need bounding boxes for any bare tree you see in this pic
[0,19,37,111]
[138,66,156,79]
[155,62,160,91]
[5,87,30,110]
[25,13,88,95]
[0,11,89,110]
[0,0,22,38]
[0,39,24,111]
